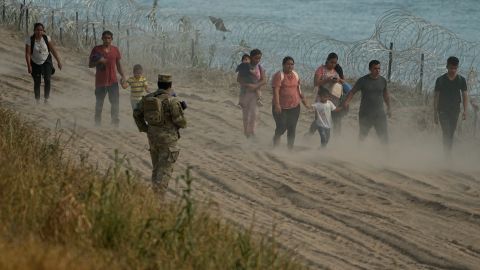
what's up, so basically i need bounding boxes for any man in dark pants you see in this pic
[89,30,126,127]
[343,60,392,143]
[434,56,468,156]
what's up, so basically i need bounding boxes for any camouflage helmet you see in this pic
[158,74,172,83]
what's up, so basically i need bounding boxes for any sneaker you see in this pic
[44,98,49,104]
[35,99,40,105]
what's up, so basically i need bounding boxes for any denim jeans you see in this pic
[309,109,343,136]
[318,126,331,147]
[95,83,119,126]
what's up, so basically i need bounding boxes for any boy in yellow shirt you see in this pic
[121,64,149,109]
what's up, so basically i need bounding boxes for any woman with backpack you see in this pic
[25,22,62,104]
[271,56,309,150]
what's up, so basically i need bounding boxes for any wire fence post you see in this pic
[473,105,478,137]
[25,7,28,35]
[117,21,120,47]
[60,27,63,45]
[85,15,89,46]
[161,39,166,66]
[75,11,79,45]
[92,23,96,45]
[474,109,478,137]
[387,42,393,82]
[419,53,424,93]
[191,38,195,67]
[126,28,130,61]
[102,17,105,33]
[18,3,23,31]
[2,0,5,24]
[22,0,25,30]
[51,10,54,37]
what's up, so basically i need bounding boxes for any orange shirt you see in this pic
[271,71,301,109]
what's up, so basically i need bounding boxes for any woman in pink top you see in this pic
[237,49,266,138]
[272,56,309,149]
[310,52,351,135]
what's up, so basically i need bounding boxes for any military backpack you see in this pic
[143,94,171,125]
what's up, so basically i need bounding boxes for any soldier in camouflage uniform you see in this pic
[133,74,187,197]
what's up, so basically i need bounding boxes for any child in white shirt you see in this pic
[311,87,343,147]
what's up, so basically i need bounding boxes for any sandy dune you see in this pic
[1,27,480,270]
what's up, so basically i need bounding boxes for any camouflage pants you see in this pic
[149,142,180,197]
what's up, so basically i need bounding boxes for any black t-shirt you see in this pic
[434,73,467,112]
[236,63,256,84]
[353,74,387,116]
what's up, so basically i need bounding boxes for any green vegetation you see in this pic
[0,107,306,269]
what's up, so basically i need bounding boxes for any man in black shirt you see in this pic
[434,56,468,155]
[343,60,392,144]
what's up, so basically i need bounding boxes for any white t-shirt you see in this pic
[25,35,51,65]
[312,101,336,129]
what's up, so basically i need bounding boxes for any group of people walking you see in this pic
[236,49,471,157]
[236,50,393,150]
[24,25,187,198]
[23,23,472,198]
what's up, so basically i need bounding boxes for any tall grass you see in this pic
[0,107,306,269]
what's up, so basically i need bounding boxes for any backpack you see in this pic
[272,70,300,89]
[143,94,171,126]
[30,34,50,55]
[272,70,303,99]
[278,70,299,82]
[30,35,55,75]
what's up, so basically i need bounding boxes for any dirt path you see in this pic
[1,27,480,270]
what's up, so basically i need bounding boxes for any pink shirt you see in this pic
[314,65,339,81]
[272,71,302,109]
[253,64,262,81]
[314,65,341,104]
